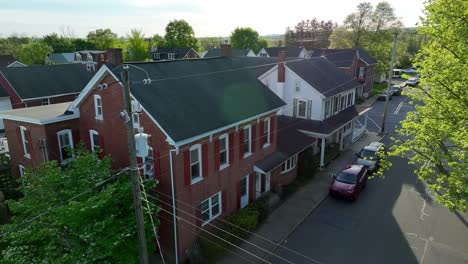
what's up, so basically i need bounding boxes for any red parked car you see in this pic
[329,164,369,200]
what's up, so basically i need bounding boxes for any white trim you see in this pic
[182,48,200,59]
[296,98,308,118]
[219,133,229,170]
[201,192,222,226]
[0,113,80,125]
[243,125,252,158]
[240,175,249,208]
[94,94,103,120]
[190,144,203,184]
[57,129,74,163]
[89,130,99,152]
[175,108,281,148]
[281,154,297,174]
[19,126,30,158]
[263,117,271,148]
[23,92,79,102]
[18,164,25,176]
[257,64,278,80]
[7,61,27,67]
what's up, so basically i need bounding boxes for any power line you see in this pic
[146,194,297,264]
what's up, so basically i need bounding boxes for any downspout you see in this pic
[169,147,179,264]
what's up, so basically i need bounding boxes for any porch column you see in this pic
[339,129,344,151]
[320,137,326,170]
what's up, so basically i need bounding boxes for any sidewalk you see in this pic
[218,132,381,264]
[356,95,378,113]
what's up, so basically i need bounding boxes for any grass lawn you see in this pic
[373,82,388,94]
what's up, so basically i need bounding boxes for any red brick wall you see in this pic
[0,73,24,109]
[270,165,297,188]
[44,119,81,162]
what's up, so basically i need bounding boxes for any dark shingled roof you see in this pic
[286,58,362,97]
[310,48,377,67]
[204,48,253,58]
[278,106,359,135]
[0,64,93,100]
[150,47,195,59]
[0,55,17,67]
[255,121,317,172]
[263,47,304,57]
[113,57,286,142]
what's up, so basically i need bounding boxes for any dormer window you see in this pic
[94,94,103,120]
[154,53,160,59]
[75,53,82,62]
[168,53,175,60]
[87,53,93,62]
[100,54,105,62]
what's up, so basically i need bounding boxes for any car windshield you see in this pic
[335,172,358,184]
[359,149,377,160]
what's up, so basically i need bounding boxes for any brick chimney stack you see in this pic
[221,40,232,57]
[278,50,286,83]
[106,48,123,66]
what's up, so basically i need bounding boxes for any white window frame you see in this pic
[94,94,103,120]
[263,118,271,148]
[190,144,203,184]
[281,154,297,174]
[132,100,140,128]
[75,53,82,62]
[89,130,99,152]
[100,54,105,62]
[57,129,74,163]
[87,53,93,62]
[295,79,301,92]
[324,99,331,119]
[359,66,365,79]
[219,134,229,170]
[20,126,30,158]
[41,98,50,105]
[168,53,175,60]
[19,165,25,177]
[243,125,252,158]
[340,95,346,111]
[201,192,222,225]
[296,99,308,118]
[154,53,160,59]
[144,147,154,179]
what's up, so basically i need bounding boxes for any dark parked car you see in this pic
[377,91,393,101]
[330,164,369,200]
[391,86,402,96]
[406,78,420,87]
[355,141,386,173]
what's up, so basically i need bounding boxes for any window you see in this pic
[19,165,25,177]
[281,155,297,173]
[263,118,270,147]
[153,53,160,59]
[132,100,140,128]
[144,147,154,179]
[333,96,339,114]
[168,53,175,60]
[89,130,99,152]
[324,100,331,118]
[190,144,202,183]
[201,192,222,225]
[87,53,93,62]
[219,134,229,169]
[358,67,365,79]
[347,93,353,107]
[41,98,50,105]
[295,80,301,92]
[296,99,307,118]
[341,95,346,110]
[100,54,105,62]
[243,125,252,157]
[75,53,82,62]
[20,126,30,157]
[259,52,268,57]
[57,129,74,162]
[94,94,103,120]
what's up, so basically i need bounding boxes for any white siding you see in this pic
[298,49,310,59]
[0,97,12,130]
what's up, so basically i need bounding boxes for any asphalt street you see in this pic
[274,93,468,264]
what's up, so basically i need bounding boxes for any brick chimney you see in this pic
[221,40,232,57]
[278,50,286,83]
[106,48,123,66]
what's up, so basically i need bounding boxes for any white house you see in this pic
[257,47,310,59]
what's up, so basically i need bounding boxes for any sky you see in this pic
[0,0,425,38]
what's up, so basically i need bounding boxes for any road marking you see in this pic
[394,102,404,114]
[421,238,429,264]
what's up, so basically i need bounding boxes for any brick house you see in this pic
[0,54,307,261]
[150,47,200,61]
[310,48,378,98]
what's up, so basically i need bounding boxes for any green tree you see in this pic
[126,29,150,61]
[230,27,260,51]
[87,28,117,50]
[391,0,468,211]
[164,19,199,49]
[0,145,159,263]
[42,33,74,53]
[151,34,166,48]
[198,37,224,52]
[16,41,52,65]
[71,38,97,51]
[329,1,402,73]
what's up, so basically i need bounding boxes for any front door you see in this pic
[240,175,249,208]
[265,172,271,192]
[255,172,261,199]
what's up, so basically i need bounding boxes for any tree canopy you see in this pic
[42,33,74,53]
[230,27,267,53]
[329,1,403,73]
[390,0,468,211]
[16,41,52,65]
[164,19,199,49]
[87,28,117,50]
[151,34,166,48]
[126,29,150,61]
[285,19,336,49]
[0,145,158,263]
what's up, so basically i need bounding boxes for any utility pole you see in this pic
[381,30,399,133]
[121,66,149,264]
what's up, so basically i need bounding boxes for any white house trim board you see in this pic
[0,113,80,125]
[23,92,80,102]
[183,48,200,58]
[7,61,27,67]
